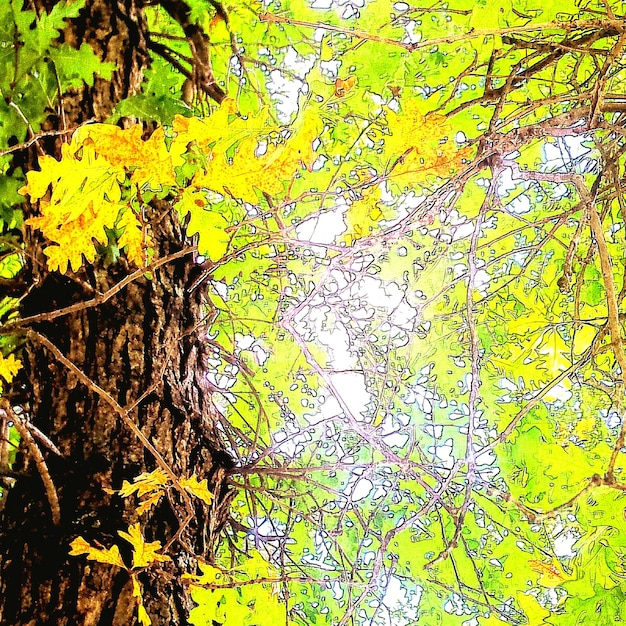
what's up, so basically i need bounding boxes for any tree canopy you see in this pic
[2,0,626,624]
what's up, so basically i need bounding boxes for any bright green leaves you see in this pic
[112,58,190,126]
[49,42,115,88]
[496,408,602,509]
[176,189,232,262]
[0,0,115,235]
[10,0,84,56]
[187,553,287,626]
[0,0,113,134]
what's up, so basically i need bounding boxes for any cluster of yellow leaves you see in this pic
[70,523,171,626]
[23,142,127,272]
[109,467,214,514]
[185,104,322,204]
[69,522,171,570]
[70,470,214,624]
[20,131,156,272]
[20,98,322,273]
[383,100,471,188]
[71,124,184,188]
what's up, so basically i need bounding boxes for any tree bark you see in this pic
[0,1,232,624]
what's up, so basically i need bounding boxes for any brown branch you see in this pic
[584,185,626,480]
[1,246,196,332]
[27,330,195,548]
[158,0,226,104]
[0,127,85,157]
[260,12,625,52]
[0,400,61,526]
[146,38,193,79]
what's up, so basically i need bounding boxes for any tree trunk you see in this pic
[0,1,232,624]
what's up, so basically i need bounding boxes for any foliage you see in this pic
[4,0,626,624]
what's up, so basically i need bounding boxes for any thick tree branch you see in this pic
[158,0,226,104]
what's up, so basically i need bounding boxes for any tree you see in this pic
[2,0,626,624]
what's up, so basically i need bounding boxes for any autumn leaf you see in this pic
[529,558,572,587]
[18,146,70,201]
[0,353,21,383]
[180,474,214,506]
[72,123,185,188]
[118,523,171,568]
[118,468,169,498]
[23,141,126,272]
[334,75,356,98]
[69,536,127,569]
[190,107,322,203]
[116,208,152,268]
[177,189,231,262]
[382,100,470,188]
[137,604,152,626]
[131,575,152,626]
[116,468,168,513]
[172,99,239,153]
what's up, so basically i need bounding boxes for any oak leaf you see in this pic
[180,474,214,506]
[69,536,126,569]
[0,353,21,383]
[118,523,171,568]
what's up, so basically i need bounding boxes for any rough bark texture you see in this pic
[0,1,232,624]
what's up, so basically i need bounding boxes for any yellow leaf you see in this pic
[191,106,322,203]
[69,536,126,569]
[383,101,470,188]
[25,141,126,272]
[320,37,334,61]
[137,604,151,626]
[136,491,164,515]
[118,523,171,568]
[171,99,239,155]
[131,574,142,598]
[73,124,184,188]
[118,468,169,498]
[185,560,227,585]
[22,121,185,273]
[180,474,214,506]
[130,574,152,626]
[516,592,551,624]
[117,469,168,514]
[529,558,573,588]
[19,143,73,201]
[116,209,152,268]
[0,353,21,383]
[343,184,386,245]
